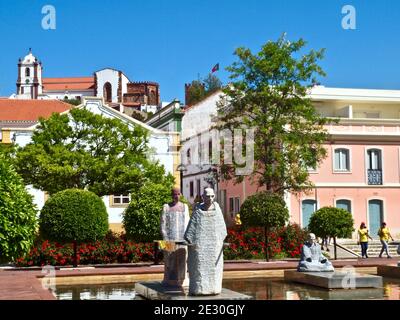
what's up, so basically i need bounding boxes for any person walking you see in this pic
[378,222,394,258]
[358,222,373,258]
[321,237,331,252]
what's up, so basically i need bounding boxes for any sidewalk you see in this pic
[0,258,399,300]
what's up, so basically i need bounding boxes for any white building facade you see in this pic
[180,91,224,209]
[7,97,181,229]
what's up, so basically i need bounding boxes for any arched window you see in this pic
[25,68,30,77]
[336,199,352,213]
[103,82,112,103]
[302,199,317,228]
[368,199,384,238]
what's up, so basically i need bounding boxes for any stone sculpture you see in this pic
[397,244,400,267]
[160,188,190,288]
[297,233,334,272]
[184,187,227,295]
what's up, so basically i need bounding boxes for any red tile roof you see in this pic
[42,77,95,91]
[0,99,73,121]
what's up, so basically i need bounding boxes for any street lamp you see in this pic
[176,163,187,194]
[206,165,219,200]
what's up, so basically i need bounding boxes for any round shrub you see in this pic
[240,192,289,229]
[123,182,171,242]
[308,206,354,239]
[240,192,289,261]
[39,188,108,242]
[0,156,37,263]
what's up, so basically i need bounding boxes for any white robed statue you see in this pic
[160,188,190,288]
[184,187,227,296]
[297,233,334,272]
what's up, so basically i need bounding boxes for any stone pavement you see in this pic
[0,258,399,300]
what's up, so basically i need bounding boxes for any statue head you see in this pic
[171,187,181,204]
[307,233,317,244]
[202,187,215,206]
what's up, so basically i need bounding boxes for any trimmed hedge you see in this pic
[0,156,37,263]
[39,188,108,243]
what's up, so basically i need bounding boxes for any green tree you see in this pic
[14,107,172,196]
[0,143,16,159]
[186,80,206,106]
[123,182,174,242]
[217,34,332,194]
[186,74,223,106]
[39,188,108,266]
[0,155,37,263]
[308,206,354,259]
[203,73,222,94]
[239,192,289,261]
[63,97,81,106]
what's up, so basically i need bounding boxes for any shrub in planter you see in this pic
[0,156,37,263]
[39,188,108,265]
[240,192,289,261]
[123,182,172,242]
[308,206,354,259]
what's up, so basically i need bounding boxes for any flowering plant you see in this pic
[224,224,307,260]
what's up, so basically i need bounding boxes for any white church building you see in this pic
[11,50,161,116]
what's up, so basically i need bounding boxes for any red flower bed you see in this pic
[15,225,308,266]
[15,232,155,267]
[224,224,307,260]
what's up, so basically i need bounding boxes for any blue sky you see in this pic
[0,0,400,102]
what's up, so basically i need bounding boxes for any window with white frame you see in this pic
[113,194,130,205]
[334,148,350,171]
[336,199,352,214]
[234,197,240,214]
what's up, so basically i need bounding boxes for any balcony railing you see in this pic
[367,169,382,185]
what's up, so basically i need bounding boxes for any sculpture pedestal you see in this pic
[135,281,253,300]
[377,265,400,278]
[284,270,383,289]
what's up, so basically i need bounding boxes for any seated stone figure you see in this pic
[297,233,334,272]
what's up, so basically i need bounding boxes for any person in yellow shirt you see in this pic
[358,222,373,258]
[378,222,394,258]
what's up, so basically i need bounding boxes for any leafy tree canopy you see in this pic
[217,34,334,194]
[186,74,222,106]
[240,191,289,229]
[14,107,173,196]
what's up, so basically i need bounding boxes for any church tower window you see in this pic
[25,68,30,77]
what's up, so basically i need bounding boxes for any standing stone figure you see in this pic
[297,233,334,272]
[184,187,227,295]
[160,188,190,288]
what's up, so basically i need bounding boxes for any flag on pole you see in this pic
[211,63,219,73]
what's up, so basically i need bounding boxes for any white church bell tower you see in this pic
[16,49,43,99]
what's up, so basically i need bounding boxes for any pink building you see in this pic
[219,86,400,238]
